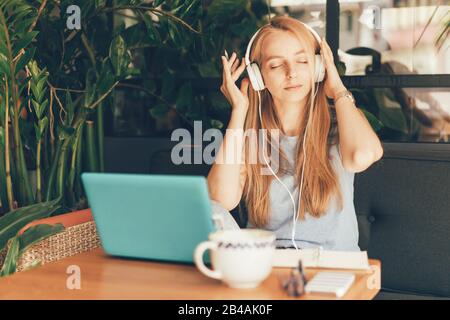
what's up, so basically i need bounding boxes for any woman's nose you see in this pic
[287,71,297,79]
[286,63,297,79]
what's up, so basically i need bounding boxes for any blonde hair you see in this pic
[241,16,343,227]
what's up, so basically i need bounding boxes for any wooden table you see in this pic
[0,248,380,300]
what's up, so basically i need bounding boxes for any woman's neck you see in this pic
[273,97,307,137]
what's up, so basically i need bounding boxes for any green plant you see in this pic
[0,0,197,210]
[0,0,198,275]
[111,0,270,135]
[1,222,64,276]
[0,197,61,251]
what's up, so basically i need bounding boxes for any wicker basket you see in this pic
[18,220,101,272]
[0,220,101,273]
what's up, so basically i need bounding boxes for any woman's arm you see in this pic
[207,109,248,211]
[333,90,384,173]
[207,52,250,210]
[321,39,383,173]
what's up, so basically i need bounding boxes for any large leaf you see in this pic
[34,117,48,140]
[0,224,64,277]
[28,60,48,107]
[152,0,165,7]
[13,31,38,56]
[84,68,97,108]
[0,128,8,212]
[109,35,130,77]
[96,58,115,98]
[0,36,7,56]
[177,0,199,20]
[374,88,408,133]
[0,236,19,276]
[0,53,10,77]
[65,91,74,125]
[18,223,65,254]
[15,46,35,74]
[140,12,161,45]
[14,17,35,36]
[0,197,61,250]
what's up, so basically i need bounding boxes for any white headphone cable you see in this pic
[257,80,319,251]
[291,81,319,249]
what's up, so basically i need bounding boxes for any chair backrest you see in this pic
[354,152,450,297]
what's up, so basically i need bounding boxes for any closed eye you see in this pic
[270,60,306,69]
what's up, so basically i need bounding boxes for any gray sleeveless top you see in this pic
[246,134,360,251]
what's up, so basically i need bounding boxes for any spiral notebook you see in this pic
[272,248,370,270]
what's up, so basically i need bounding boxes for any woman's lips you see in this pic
[284,85,302,90]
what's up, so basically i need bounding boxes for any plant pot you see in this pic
[0,208,101,274]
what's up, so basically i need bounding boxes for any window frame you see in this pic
[326,0,450,155]
[326,0,450,89]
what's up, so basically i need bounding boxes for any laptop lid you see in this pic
[81,173,215,263]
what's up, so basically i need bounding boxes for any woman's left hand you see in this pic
[320,38,346,99]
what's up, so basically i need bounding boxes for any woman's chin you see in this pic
[283,91,307,102]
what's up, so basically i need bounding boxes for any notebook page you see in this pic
[272,248,370,270]
[318,250,370,270]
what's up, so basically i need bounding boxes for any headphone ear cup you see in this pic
[314,54,325,82]
[247,63,265,91]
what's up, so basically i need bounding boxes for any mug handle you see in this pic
[194,241,222,280]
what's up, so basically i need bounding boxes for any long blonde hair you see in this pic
[242,16,343,227]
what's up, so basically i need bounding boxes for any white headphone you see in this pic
[246,21,325,250]
[244,21,326,91]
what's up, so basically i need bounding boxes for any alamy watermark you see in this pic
[359,5,382,30]
[66,264,81,290]
[171,121,281,175]
[66,5,81,30]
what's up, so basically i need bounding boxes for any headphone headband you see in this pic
[244,21,322,67]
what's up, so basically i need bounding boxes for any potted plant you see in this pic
[0,0,198,276]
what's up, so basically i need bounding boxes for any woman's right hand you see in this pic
[220,52,250,113]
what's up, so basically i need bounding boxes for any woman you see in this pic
[207,16,383,251]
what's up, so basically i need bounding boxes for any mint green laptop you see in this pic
[81,173,216,263]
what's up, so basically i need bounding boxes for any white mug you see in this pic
[194,229,276,289]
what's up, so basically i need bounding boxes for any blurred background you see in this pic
[108,0,449,144]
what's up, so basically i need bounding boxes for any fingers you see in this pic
[228,51,238,67]
[232,58,246,82]
[230,57,240,73]
[222,51,246,83]
[221,55,231,82]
